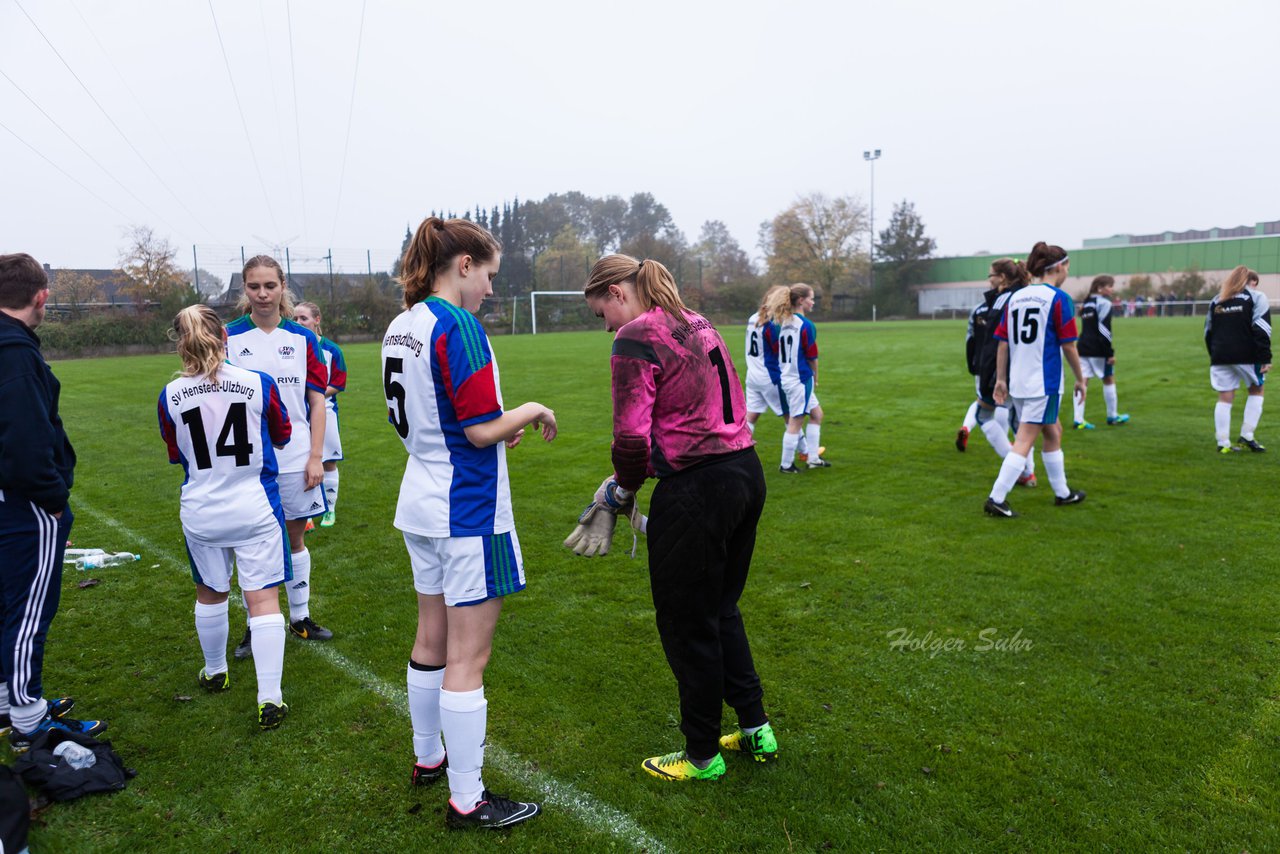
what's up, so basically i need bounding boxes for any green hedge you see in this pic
[39,314,172,355]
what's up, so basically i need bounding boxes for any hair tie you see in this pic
[636,259,647,271]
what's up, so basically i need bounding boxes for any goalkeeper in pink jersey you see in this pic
[575,254,777,782]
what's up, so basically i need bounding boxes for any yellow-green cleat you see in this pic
[258,701,289,730]
[641,750,726,781]
[198,667,230,692]
[719,722,778,762]
[320,510,336,528]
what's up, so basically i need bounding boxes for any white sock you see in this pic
[1103,384,1118,419]
[287,548,311,623]
[323,470,339,512]
[989,452,1027,503]
[1023,446,1036,477]
[962,401,979,431]
[797,433,808,455]
[195,600,229,674]
[249,613,286,705]
[981,419,1011,459]
[441,687,487,812]
[408,663,446,767]
[994,405,1010,433]
[781,431,800,468]
[1042,449,1069,499]
[1215,401,1233,446]
[11,699,48,733]
[804,423,821,458]
[1073,388,1086,424]
[1242,395,1264,440]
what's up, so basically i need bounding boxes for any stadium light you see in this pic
[863,149,882,301]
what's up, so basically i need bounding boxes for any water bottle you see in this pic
[52,740,97,770]
[64,548,106,564]
[76,552,140,570]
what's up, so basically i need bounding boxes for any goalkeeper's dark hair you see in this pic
[172,304,225,382]
[584,254,687,319]
[398,216,502,309]
[1087,275,1114,296]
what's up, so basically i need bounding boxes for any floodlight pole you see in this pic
[863,148,881,304]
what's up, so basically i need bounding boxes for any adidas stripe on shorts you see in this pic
[184,526,290,592]
[403,530,525,606]
[277,470,328,521]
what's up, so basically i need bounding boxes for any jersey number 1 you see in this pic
[708,346,734,425]
[180,403,254,470]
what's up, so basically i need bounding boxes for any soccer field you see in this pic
[29,316,1280,851]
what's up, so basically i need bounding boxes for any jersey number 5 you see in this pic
[180,403,253,470]
[384,357,410,439]
[1010,307,1040,345]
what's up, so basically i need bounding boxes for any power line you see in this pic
[0,117,133,222]
[286,0,308,240]
[65,0,221,225]
[206,0,283,236]
[259,0,293,219]
[0,68,184,234]
[329,0,367,245]
[13,0,215,239]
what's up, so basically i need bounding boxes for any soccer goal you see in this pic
[529,291,596,334]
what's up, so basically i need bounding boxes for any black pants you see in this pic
[647,448,768,760]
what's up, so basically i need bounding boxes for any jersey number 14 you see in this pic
[180,404,254,469]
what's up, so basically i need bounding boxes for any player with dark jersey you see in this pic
[580,254,776,783]
[971,259,1036,485]
[1205,265,1270,452]
[1073,275,1129,428]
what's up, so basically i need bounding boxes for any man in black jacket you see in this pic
[0,253,105,751]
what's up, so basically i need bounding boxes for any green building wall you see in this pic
[922,235,1280,284]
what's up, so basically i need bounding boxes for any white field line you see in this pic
[74,498,668,854]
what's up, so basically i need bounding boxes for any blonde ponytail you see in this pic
[584,254,687,319]
[173,304,225,381]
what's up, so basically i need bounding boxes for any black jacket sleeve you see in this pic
[0,349,69,513]
[1251,293,1272,366]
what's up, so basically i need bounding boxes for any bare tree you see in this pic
[759,193,868,294]
[50,270,103,319]
[117,225,188,306]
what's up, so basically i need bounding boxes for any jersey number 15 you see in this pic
[1009,306,1040,345]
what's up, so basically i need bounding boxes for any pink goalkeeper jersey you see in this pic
[610,307,753,491]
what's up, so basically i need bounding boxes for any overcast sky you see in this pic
[3,0,1277,277]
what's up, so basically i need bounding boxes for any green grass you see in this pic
[20,316,1280,852]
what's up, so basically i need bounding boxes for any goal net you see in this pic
[529,291,598,334]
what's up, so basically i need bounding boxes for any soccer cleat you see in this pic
[795,451,808,463]
[1219,445,1241,454]
[1054,490,1086,506]
[198,667,230,692]
[10,713,107,754]
[719,722,778,762]
[446,789,541,829]
[290,617,334,641]
[304,518,316,533]
[411,754,448,786]
[956,426,970,452]
[1239,436,1266,453]
[320,510,336,528]
[779,464,801,474]
[641,750,726,782]
[1016,473,1037,488]
[807,458,832,469]
[1106,414,1130,425]
[234,626,253,660]
[1073,421,1095,430]
[0,696,75,737]
[257,701,289,730]
[983,498,1017,518]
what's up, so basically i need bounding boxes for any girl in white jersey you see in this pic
[158,305,292,729]
[294,303,346,527]
[225,256,333,660]
[743,285,786,434]
[384,217,555,831]
[984,242,1087,518]
[767,284,828,471]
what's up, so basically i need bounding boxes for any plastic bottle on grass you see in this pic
[75,552,140,570]
[53,740,96,769]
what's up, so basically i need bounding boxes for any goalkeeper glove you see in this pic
[563,501,617,557]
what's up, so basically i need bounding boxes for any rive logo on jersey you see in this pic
[278,345,295,359]
[238,348,253,357]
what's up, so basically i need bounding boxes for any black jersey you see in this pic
[1205,289,1272,366]
[978,285,1022,400]
[965,289,999,375]
[1077,295,1115,358]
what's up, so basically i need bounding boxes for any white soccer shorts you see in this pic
[1211,364,1265,392]
[277,471,327,520]
[184,526,289,592]
[403,530,525,607]
[745,380,782,416]
[1081,357,1114,380]
[1011,393,1061,426]
[322,407,343,462]
[780,381,818,418]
